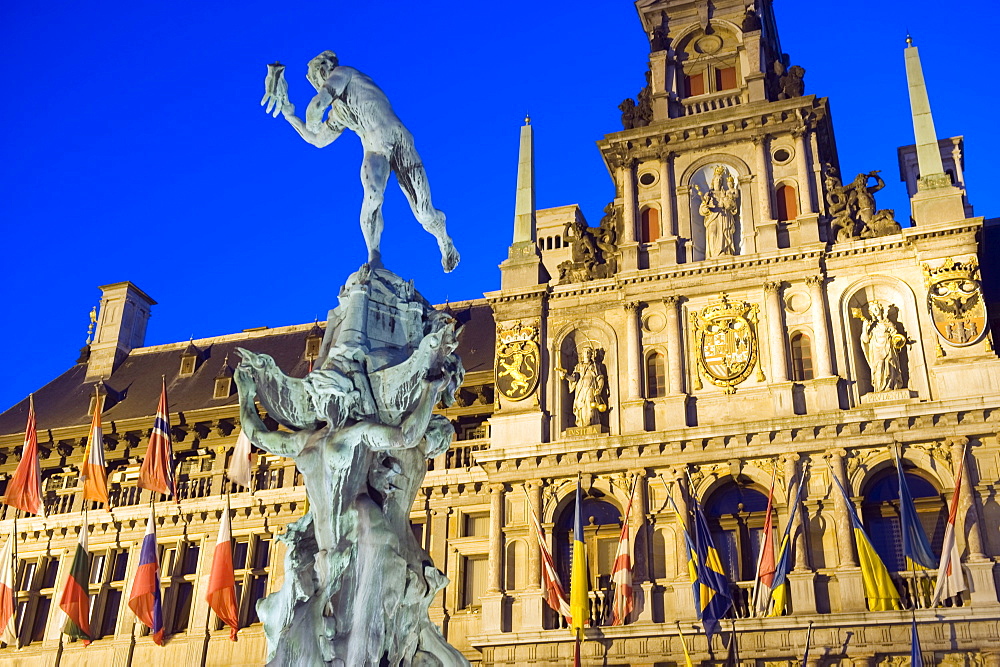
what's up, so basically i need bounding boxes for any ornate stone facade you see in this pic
[1,1,999,666]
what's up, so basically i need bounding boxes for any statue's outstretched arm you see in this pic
[283,108,343,148]
[235,366,307,458]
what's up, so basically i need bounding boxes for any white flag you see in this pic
[932,449,968,605]
[227,429,253,489]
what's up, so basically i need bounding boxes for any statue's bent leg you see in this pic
[394,149,460,272]
[360,152,390,267]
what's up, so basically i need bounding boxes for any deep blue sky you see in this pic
[2,0,998,414]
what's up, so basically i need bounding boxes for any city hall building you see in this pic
[1,0,998,665]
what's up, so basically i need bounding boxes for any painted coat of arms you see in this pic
[923,258,987,347]
[495,321,540,401]
[690,294,762,393]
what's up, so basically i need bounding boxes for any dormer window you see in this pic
[179,342,203,377]
[304,323,324,369]
[214,355,234,399]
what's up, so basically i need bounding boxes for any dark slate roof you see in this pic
[0,300,495,436]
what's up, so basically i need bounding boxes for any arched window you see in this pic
[640,207,660,243]
[555,498,622,598]
[704,482,772,584]
[862,469,946,572]
[555,235,562,249]
[776,184,798,222]
[646,352,666,398]
[790,333,814,381]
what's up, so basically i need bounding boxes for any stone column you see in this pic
[753,133,773,221]
[664,296,684,394]
[783,454,809,570]
[487,484,506,593]
[826,449,857,567]
[621,162,637,243]
[949,437,985,559]
[660,152,676,235]
[624,301,643,400]
[793,127,816,214]
[526,481,543,587]
[764,281,788,382]
[805,275,834,377]
[629,469,650,583]
[428,506,452,624]
[676,185,692,260]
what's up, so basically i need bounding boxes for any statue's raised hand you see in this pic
[261,62,291,118]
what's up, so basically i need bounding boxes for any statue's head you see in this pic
[306,51,340,90]
[580,347,594,363]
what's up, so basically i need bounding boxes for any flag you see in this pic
[568,477,589,638]
[802,621,814,666]
[139,380,176,500]
[523,488,570,620]
[895,449,937,570]
[689,494,733,641]
[206,503,240,640]
[752,475,777,616]
[128,505,165,645]
[0,535,16,646]
[910,616,924,667]
[59,524,92,645]
[80,389,109,505]
[931,445,967,605]
[227,430,253,489]
[767,481,803,617]
[4,395,43,515]
[660,478,700,619]
[829,464,901,611]
[609,481,636,626]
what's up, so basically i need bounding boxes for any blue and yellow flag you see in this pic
[829,465,901,611]
[767,478,805,616]
[894,450,937,570]
[690,495,733,640]
[569,477,589,638]
[662,480,700,613]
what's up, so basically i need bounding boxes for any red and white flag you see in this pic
[609,481,636,626]
[81,389,109,505]
[523,488,570,621]
[0,534,16,646]
[932,445,969,605]
[4,395,43,515]
[753,475,777,616]
[138,379,176,500]
[226,430,253,490]
[206,503,240,640]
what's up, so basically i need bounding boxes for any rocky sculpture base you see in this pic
[234,265,469,666]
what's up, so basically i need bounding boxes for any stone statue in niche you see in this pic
[260,53,460,273]
[851,301,907,392]
[557,203,620,284]
[823,164,901,241]
[234,267,468,666]
[694,165,739,258]
[557,347,608,428]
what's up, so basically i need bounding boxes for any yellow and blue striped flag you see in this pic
[829,464,901,611]
[894,449,937,570]
[569,477,589,639]
[690,494,733,640]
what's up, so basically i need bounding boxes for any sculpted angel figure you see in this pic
[260,52,460,273]
[853,301,906,392]
[557,347,607,427]
[695,166,739,258]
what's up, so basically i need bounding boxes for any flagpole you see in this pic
[801,620,813,666]
[898,445,924,664]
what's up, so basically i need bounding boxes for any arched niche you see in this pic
[680,156,752,261]
[551,320,619,435]
[840,276,929,400]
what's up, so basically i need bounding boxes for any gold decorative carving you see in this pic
[689,294,762,394]
[495,321,540,401]
[923,257,987,347]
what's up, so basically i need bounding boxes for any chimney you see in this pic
[86,282,156,381]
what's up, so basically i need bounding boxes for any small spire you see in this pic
[524,113,531,125]
[905,32,913,47]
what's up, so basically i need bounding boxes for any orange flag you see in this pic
[206,501,240,640]
[4,395,43,515]
[80,388,109,505]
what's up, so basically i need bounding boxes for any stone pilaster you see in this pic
[805,275,834,378]
[764,281,788,382]
[826,449,856,568]
[481,483,506,634]
[948,437,985,559]
[625,302,643,401]
[783,453,816,614]
[519,480,545,631]
[621,162,637,244]
[752,133,777,251]
[663,296,684,395]
[793,127,816,214]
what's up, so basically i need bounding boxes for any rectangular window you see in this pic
[460,556,488,609]
[215,535,272,631]
[463,513,490,538]
[716,66,738,91]
[684,72,705,97]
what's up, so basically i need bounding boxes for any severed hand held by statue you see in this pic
[261,62,293,117]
